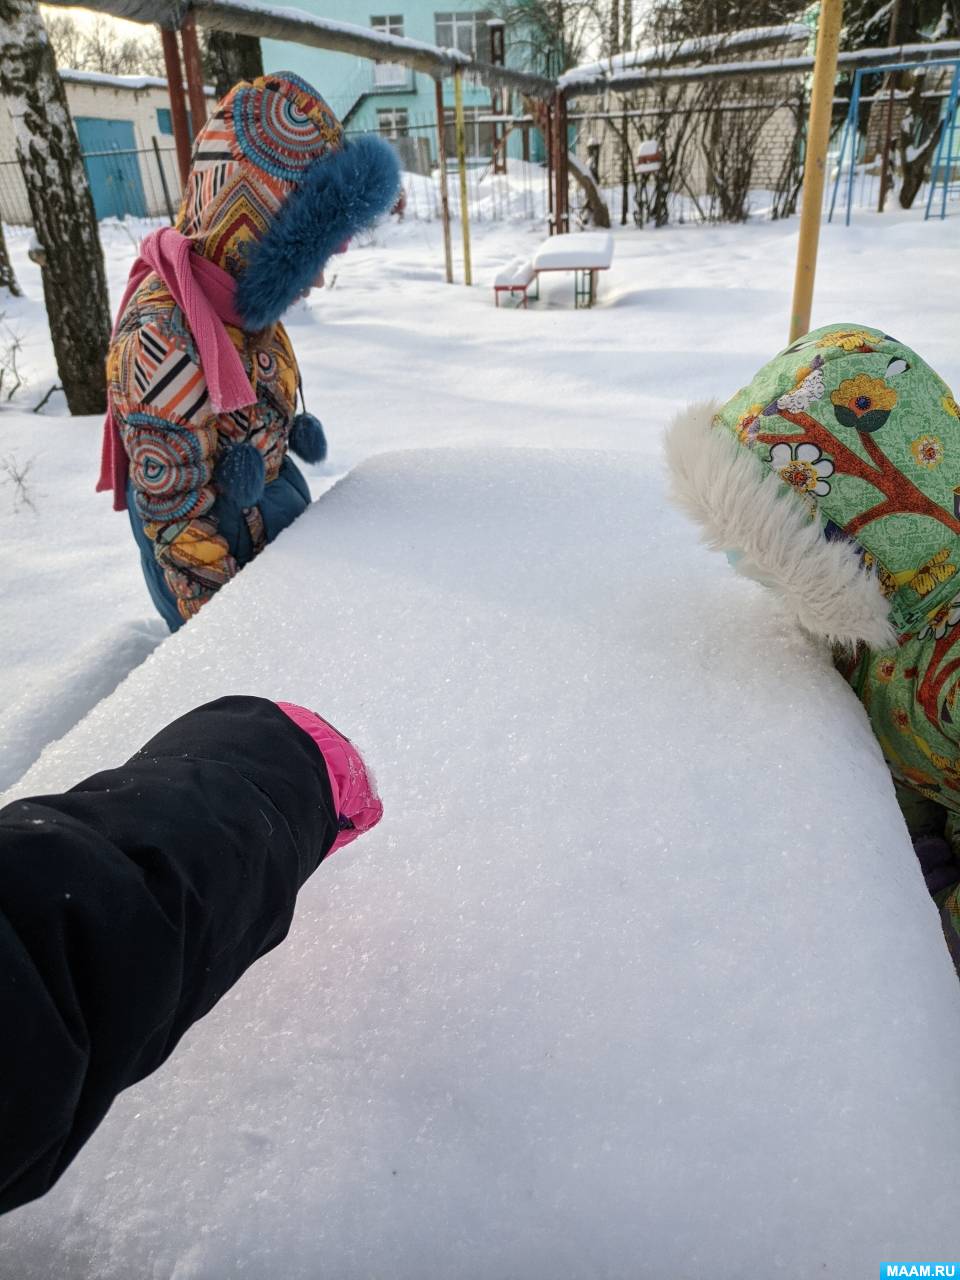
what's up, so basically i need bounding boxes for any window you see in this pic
[434,11,492,62]
[442,106,493,158]
[155,106,192,137]
[377,107,409,139]
[372,15,408,87]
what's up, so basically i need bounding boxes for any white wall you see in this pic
[0,73,214,224]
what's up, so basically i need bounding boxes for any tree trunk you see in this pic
[0,0,110,415]
[204,30,264,101]
[609,0,621,57]
[567,152,611,227]
[0,223,20,296]
[898,76,946,209]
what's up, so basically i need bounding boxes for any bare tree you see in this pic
[82,15,164,77]
[839,0,959,208]
[493,0,601,77]
[770,85,806,220]
[896,71,948,208]
[41,8,164,77]
[0,0,111,415]
[42,10,84,69]
[0,226,20,297]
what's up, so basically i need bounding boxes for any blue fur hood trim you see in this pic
[235,135,401,331]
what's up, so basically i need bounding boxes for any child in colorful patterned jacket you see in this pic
[99,73,401,631]
[665,323,960,977]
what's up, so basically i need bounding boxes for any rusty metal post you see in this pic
[489,18,507,175]
[180,14,209,139]
[554,91,569,233]
[434,77,454,284]
[546,99,554,230]
[160,28,191,184]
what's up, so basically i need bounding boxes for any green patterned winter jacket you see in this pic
[666,323,960,969]
[669,322,960,816]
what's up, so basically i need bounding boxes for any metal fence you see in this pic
[0,138,181,226]
[0,123,552,228]
[1,113,955,232]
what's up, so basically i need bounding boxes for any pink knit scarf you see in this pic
[96,226,257,512]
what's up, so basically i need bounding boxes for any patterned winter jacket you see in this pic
[106,73,399,627]
[666,324,960,957]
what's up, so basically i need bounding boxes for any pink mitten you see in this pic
[276,702,383,853]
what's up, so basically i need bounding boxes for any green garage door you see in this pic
[75,117,147,220]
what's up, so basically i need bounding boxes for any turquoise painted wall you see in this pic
[260,2,543,164]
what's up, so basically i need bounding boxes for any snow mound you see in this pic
[3,448,960,1278]
[0,617,166,793]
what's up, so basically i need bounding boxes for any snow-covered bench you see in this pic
[531,230,614,308]
[492,256,538,308]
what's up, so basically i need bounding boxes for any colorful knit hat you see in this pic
[177,71,400,330]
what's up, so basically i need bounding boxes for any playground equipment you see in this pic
[22,0,960,342]
[828,57,960,225]
[926,61,960,219]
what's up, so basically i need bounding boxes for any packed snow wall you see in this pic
[3,448,960,1279]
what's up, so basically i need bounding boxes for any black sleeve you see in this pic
[0,695,338,1215]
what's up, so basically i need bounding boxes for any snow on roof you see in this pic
[559,23,811,89]
[564,36,960,94]
[60,68,216,94]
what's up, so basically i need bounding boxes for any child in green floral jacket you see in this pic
[665,322,960,975]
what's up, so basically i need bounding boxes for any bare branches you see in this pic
[490,0,603,75]
[40,7,164,76]
[32,382,62,413]
[0,224,21,298]
[0,452,36,512]
[0,318,24,403]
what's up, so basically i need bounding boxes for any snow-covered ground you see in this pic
[1,207,959,1275]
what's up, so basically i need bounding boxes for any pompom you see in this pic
[215,442,265,507]
[289,412,327,464]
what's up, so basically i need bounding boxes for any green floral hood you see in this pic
[666,323,960,650]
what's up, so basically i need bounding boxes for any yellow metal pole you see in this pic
[789,0,844,343]
[454,69,473,287]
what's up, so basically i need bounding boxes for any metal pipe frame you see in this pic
[828,56,960,225]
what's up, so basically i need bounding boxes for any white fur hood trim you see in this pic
[663,402,899,651]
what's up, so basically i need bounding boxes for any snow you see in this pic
[0,618,166,794]
[493,255,535,286]
[559,23,811,89]
[532,230,614,269]
[564,39,960,95]
[58,69,216,94]
[1,205,960,1274]
[4,448,960,1276]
